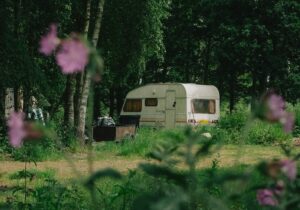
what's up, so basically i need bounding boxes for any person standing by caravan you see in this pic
[27,96,45,125]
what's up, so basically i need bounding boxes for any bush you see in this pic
[245,120,292,145]
[218,111,249,131]
[11,134,60,162]
[95,127,185,158]
[55,123,79,151]
[287,102,300,137]
[19,180,89,210]
[9,169,55,180]
[219,100,250,130]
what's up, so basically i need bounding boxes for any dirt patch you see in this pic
[0,145,293,181]
[0,159,143,180]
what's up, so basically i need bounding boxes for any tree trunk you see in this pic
[93,86,101,120]
[13,87,23,112]
[116,87,124,115]
[83,0,92,35]
[229,70,236,113]
[251,70,257,109]
[76,0,105,142]
[72,0,92,127]
[64,75,75,126]
[74,73,84,126]
[109,87,115,117]
[77,73,92,140]
[0,88,5,128]
[203,38,211,84]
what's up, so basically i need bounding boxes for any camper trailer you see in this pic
[119,83,220,128]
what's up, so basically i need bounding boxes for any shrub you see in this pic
[245,120,292,145]
[11,134,60,161]
[219,100,250,131]
[9,169,55,180]
[287,102,300,137]
[95,127,185,157]
[218,111,249,131]
[24,180,88,210]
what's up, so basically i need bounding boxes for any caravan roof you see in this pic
[125,83,219,99]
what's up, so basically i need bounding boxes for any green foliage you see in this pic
[11,135,60,162]
[245,120,292,145]
[24,180,88,210]
[9,169,55,180]
[95,127,185,157]
[219,112,248,131]
[219,100,250,130]
[287,103,300,137]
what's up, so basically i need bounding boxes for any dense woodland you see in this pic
[1,1,300,209]
[0,0,300,139]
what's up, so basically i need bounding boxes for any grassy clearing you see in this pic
[0,163,266,210]
[1,144,297,182]
[1,126,298,209]
[93,127,184,158]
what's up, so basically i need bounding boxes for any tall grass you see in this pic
[94,127,185,158]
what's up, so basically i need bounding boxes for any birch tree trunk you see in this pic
[63,75,75,126]
[76,0,105,142]
[65,0,92,127]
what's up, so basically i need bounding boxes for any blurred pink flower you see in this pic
[55,39,89,74]
[280,159,297,181]
[39,24,60,55]
[280,113,295,133]
[7,112,27,148]
[257,189,278,206]
[265,93,295,133]
[266,94,285,121]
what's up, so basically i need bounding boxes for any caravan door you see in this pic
[165,90,176,128]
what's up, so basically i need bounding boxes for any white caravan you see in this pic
[119,83,220,128]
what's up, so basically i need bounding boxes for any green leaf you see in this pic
[84,168,122,188]
[139,163,187,187]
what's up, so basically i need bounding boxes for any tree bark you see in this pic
[71,0,92,127]
[0,87,5,128]
[74,73,84,126]
[76,0,105,142]
[109,87,115,117]
[229,69,236,113]
[64,75,75,126]
[116,87,124,115]
[93,86,101,119]
[203,38,211,84]
[83,0,92,35]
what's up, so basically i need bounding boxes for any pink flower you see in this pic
[266,94,285,121]
[265,93,295,133]
[39,24,60,55]
[55,39,89,74]
[7,112,27,148]
[257,189,278,206]
[280,113,295,133]
[280,159,297,181]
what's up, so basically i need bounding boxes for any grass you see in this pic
[1,144,297,182]
[9,168,55,180]
[93,127,185,158]
[1,126,299,209]
[0,163,266,210]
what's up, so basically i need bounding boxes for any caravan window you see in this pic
[192,99,215,114]
[123,99,142,112]
[145,98,158,106]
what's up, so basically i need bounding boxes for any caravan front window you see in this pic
[192,99,215,114]
[123,99,142,112]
